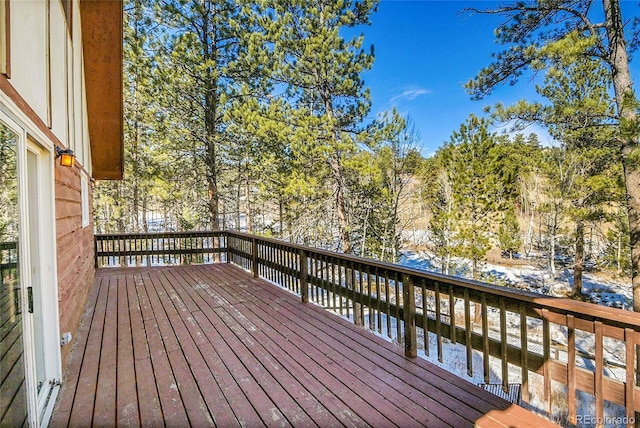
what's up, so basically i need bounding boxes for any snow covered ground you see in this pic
[399,250,633,310]
[396,249,633,427]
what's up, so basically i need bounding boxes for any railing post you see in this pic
[402,273,417,358]
[252,237,259,277]
[299,249,308,303]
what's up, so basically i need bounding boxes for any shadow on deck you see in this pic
[50,264,557,427]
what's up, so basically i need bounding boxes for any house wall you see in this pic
[55,166,94,373]
[1,0,97,375]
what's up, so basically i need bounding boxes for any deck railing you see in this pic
[94,231,225,267]
[95,230,640,427]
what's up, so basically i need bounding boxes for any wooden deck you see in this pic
[50,263,558,427]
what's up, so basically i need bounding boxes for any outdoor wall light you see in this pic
[55,146,75,167]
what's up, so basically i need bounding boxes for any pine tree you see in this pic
[493,47,621,295]
[254,0,377,253]
[158,0,252,229]
[497,208,522,259]
[445,115,499,281]
[466,0,640,310]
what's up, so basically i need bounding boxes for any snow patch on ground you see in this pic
[397,249,633,427]
[400,250,632,309]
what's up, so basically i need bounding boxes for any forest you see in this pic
[93,0,639,307]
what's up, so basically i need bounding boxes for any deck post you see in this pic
[252,237,259,277]
[300,249,308,303]
[402,273,417,358]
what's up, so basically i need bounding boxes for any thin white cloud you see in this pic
[389,88,432,105]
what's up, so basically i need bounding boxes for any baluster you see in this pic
[395,272,401,342]
[330,259,336,310]
[542,309,551,413]
[349,262,355,322]
[385,270,391,339]
[499,299,508,393]
[435,282,442,363]
[465,289,471,376]
[312,256,318,303]
[278,245,284,286]
[520,303,529,403]
[319,255,325,304]
[290,250,295,291]
[358,264,364,326]
[375,270,382,334]
[338,262,344,316]
[367,268,374,331]
[595,321,604,427]
[449,286,456,344]
[625,328,636,428]
[567,315,576,425]
[482,294,489,384]
[422,278,429,357]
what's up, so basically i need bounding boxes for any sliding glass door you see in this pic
[0,120,28,426]
[0,114,60,426]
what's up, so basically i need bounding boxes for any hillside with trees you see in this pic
[94,0,638,309]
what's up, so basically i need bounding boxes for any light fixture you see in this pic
[55,146,75,167]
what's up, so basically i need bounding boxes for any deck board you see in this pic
[50,264,558,428]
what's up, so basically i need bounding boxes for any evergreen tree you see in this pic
[493,48,621,294]
[497,208,522,259]
[466,0,640,309]
[158,0,252,229]
[445,115,500,281]
[426,168,457,275]
[255,0,377,253]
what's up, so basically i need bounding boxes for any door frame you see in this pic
[0,108,61,426]
[26,138,61,421]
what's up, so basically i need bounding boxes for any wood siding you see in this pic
[55,164,94,374]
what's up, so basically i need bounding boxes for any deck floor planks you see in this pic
[158,268,269,428]
[199,302,317,426]
[181,266,407,427]
[195,264,550,428]
[241,293,469,428]
[238,270,542,428]
[67,275,109,427]
[117,274,140,428]
[152,269,238,427]
[125,272,163,428]
[173,267,379,428]
[93,276,118,427]
[49,274,102,428]
[136,271,190,427]
[192,265,474,427]
[51,263,558,428]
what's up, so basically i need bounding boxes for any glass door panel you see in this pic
[0,122,27,426]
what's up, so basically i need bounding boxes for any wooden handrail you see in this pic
[95,230,640,425]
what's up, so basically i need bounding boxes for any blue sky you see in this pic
[355,0,640,156]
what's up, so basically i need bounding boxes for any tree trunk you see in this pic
[617,232,623,276]
[573,220,584,296]
[328,147,351,254]
[603,0,640,311]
